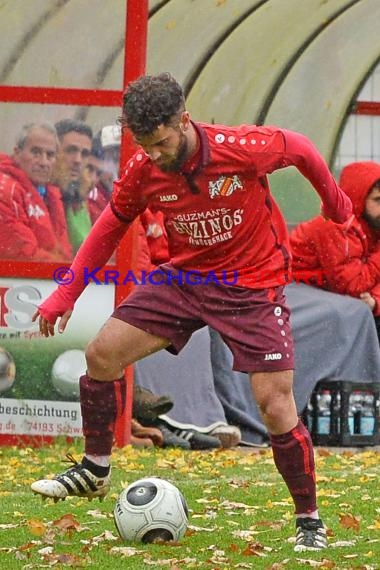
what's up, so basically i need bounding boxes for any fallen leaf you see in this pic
[87,509,107,519]
[329,540,356,547]
[27,518,46,536]
[339,513,360,532]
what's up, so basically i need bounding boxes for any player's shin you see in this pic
[80,373,126,462]
[269,419,317,515]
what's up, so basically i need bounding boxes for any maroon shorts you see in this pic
[112,264,294,373]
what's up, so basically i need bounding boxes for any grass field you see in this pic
[0,440,379,569]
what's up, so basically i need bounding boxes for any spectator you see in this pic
[99,124,121,191]
[53,119,93,253]
[290,161,380,339]
[0,122,72,261]
[86,136,110,224]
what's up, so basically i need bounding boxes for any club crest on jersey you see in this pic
[208,175,243,199]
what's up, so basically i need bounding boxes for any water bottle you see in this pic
[361,392,375,435]
[318,390,331,434]
[330,390,341,435]
[349,391,363,435]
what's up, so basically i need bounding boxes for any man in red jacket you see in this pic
[31,73,352,551]
[290,161,380,339]
[0,122,72,261]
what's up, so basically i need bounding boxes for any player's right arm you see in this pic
[32,204,131,337]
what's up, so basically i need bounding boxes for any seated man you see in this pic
[99,124,122,193]
[86,137,110,225]
[0,122,72,261]
[53,119,93,253]
[290,161,380,340]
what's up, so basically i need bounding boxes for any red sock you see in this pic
[79,374,126,456]
[270,419,317,514]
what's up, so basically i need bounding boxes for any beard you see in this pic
[362,210,380,231]
[157,132,189,173]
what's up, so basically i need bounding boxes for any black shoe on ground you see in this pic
[294,517,327,551]
[154,422,191,450]
[173,429,222,450]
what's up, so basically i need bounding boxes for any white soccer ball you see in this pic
[51,349,86,399]
[0,347,16,392]
[114,477,189,543]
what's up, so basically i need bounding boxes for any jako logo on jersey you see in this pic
[209,175,243,199]
[159,194,178,202]
[264,353,282,361]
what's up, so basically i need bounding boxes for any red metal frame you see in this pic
[0,0,149,447]
[352,101,380,115]
[114,0,149,447]
[0,85,122,106]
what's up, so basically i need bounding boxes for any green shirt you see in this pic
[66,204,92,253]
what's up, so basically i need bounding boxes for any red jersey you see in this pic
[38,123,352,324]
[111,123,351,288]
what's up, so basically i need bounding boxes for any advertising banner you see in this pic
[0,278,114,439]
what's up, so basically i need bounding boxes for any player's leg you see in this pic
[31,319,170,501]
[205,282,327,551]
[80,319,170,466]
[31,272,203,501]
[249,369,327,552]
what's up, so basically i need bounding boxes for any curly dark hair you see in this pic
[121,72,185,137]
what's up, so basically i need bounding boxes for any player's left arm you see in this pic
[33,204,131,336]
[280,129,352,224]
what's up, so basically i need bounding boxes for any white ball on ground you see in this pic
[114,477,189,543]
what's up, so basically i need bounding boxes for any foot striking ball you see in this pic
[0,346,16,392]
[114,477,188,543]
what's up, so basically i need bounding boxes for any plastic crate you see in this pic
[303,380,380,446]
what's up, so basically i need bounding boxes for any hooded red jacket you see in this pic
[290,161,380,314]
[0,155,72,261]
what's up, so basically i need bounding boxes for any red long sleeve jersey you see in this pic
[38,123,352,324]
[111,122,351,289]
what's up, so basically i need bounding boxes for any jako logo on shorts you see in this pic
[264,353,282,361]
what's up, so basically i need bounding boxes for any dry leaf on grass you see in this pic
[339,513,360,532]
[27,518,46,537]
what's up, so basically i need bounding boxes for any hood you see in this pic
[339,161,380,217]
[0,154,30,187]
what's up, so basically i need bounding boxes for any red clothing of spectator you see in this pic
[87,182,110,225]
[290,161,380,314]
[0,155,72,261]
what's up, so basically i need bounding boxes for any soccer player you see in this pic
[31,73,352,551]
